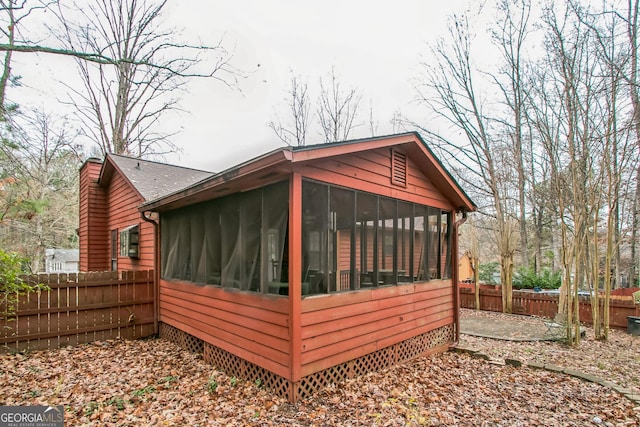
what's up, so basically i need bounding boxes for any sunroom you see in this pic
[142,132,475,401]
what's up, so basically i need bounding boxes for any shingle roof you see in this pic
[106,154,214,202]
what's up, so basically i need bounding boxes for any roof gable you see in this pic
[99,154,214,202]
[290,132,476,211]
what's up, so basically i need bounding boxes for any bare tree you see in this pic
[0,0,58,119]
[491,0,533,269]
[414,11,518,313]
[269,67,364,145]
[52,0,238,156]
[576,0,640,337]
[526,0,638,343]
[317,67,362,142]
[368,101,378,137]
[268,73,311,146]
[465,216,482,310]
[0,109,81,271]
[624,0,640,288]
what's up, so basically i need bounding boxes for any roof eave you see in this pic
[140,148,293,212]
[411,134,477,212]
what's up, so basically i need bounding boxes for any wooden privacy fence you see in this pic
[1,270,155,353]
[459,286,640,329]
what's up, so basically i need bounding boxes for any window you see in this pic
[111,229,118,270]
[120,225,139,258]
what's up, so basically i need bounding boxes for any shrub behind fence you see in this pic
[1,270,155,353]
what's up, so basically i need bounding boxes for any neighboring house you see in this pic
[78,154,213,272]
[458,250,474,283]
[79,132,476,401]
[44,248,79,273]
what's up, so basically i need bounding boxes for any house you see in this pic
[458,250,474,283]
[79,132,476,401]
[78,154,213,272]
[44,248,79,273]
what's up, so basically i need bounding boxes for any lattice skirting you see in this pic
[159,322,453,402]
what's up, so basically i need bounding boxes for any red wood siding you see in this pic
[80,159,156,273]
[159,279,292,379]
[337,228,417,280]
[105,172,155,271]
[297,148,452,210]
[300,280,453,377]
[79,160,109,272]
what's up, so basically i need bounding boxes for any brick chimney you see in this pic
[78,158,109,272]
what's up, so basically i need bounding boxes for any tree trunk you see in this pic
[501,252,514,313]
[474,256,480,310]
[0,6,15,119]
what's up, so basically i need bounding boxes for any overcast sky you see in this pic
[12,0,472,172]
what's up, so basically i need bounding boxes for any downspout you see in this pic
[451,209,468,349]
[141,211,160,335]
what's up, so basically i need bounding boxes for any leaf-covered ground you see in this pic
[0,311,638,426]
[459,308,640,395]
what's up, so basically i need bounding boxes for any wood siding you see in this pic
[337,228,420,283]
[104,169,155,271]
[79,160,109,272]
[79,158,156,272]
[159,280,292,379]
[297,147,452,210]
[299,280,454,377]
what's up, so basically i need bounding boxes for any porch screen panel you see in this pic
[205,204,221,285]
[242,191,262,292]
[356,192,377,288]
[413,206,427,281]
[379,197,396,283]
[191,203,206,284]
[427,208,440,279]
[397,201,413,283]
[178,212,191,280]
[161,209,191,280]
[330,186,355,291]
[302,181,329,295]
[220,195,241,289]
[441,211,452,279]
[161,212,176,279]
[263,181,289,287]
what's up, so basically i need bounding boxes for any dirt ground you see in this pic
[0,310,638,426]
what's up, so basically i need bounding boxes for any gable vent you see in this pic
[391,150,407,187]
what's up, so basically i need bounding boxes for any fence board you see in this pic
[1,270,156,353]
[460,286,640,329]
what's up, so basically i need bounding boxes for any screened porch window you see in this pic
[161,180,289,294]
[301,179,452,295]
